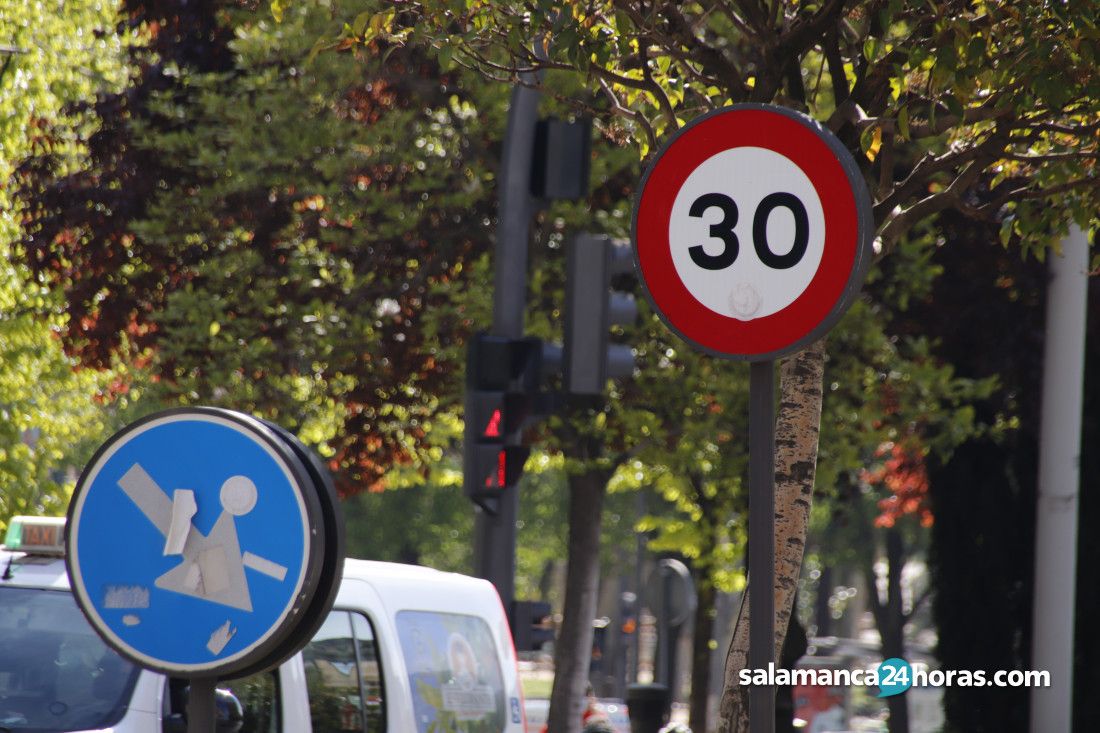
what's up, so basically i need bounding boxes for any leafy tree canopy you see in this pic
[396,0,1098,252]
[0,0,136,526]
[16,0,510,492]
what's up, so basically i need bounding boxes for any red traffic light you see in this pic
[484,409,502,438]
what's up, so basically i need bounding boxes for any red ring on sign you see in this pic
[635,108,861,358]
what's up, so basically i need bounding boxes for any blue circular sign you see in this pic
[66,408,325,676]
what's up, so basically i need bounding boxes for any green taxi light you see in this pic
[2,516,66,555]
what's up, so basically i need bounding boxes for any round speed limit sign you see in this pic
[632,104,874,360]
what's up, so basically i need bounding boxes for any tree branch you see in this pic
[877,128,895,199]
[1004,151,1100,163]
[903,583,934,624]
[732,0,771,34]
[899,101,1013,139]
[875,133,1006,221]
[584,61,661,99]
[863,561,888,633]
[779,0,848,60]
[876,158,987,254]
[595,75,658,153]
[973,176,1100,218]
[638,45,679,129]
[823,26,849,106]
[703,0,758,38]
[660,3,751,96]
[1030,120,1100,136]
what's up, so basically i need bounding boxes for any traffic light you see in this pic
[619,591,638,636]
[531,117,591,200]
[590,618,609,674]
[464,333,542,513]
[564,233,638,395]
[510,599,555,651]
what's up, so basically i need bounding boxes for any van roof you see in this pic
[342,558,502,609]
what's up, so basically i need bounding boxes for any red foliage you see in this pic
[862,442,933,528]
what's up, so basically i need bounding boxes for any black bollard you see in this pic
[626,683,670,733]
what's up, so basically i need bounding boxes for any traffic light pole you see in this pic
[491,84,539,338]
[474,80,541,611]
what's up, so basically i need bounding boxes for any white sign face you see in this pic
[668,147,826,321]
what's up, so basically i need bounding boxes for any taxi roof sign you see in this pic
[3,516,66,555]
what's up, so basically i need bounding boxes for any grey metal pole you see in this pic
[749,360,776,733]
[1030,223,1090,733]
[473,80,540,611]
[632,489,647,683]
[491,81,539,338]
[657,567,671,688]
[187,677,217,733]
[473,496,519,612]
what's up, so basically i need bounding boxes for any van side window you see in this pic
[395,610,507,733]
[304,610,386,733]
[352,612,386,731]
[162,672,278,733]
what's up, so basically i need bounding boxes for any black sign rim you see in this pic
[222,420,345,679]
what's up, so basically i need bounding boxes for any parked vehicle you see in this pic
[0,515,526,732]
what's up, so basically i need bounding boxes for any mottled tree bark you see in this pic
[548,467,611,733]
[717,339,827,733]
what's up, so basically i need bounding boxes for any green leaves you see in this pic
[407,1,1097,259]
[0,0,135,528]
[16,0,514,494]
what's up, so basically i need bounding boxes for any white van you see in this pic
[0,516,527,733]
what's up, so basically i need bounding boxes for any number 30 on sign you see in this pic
[632,104,874,361]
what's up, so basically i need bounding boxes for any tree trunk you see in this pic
[717,339,827,733]
[547,468,610,733]
[689,579,717,733]
[775,608,809,732]
[884,659,911,733]
[882,527,910,733]
[863,526,910,733]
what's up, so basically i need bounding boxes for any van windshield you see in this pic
[0,586,140,732]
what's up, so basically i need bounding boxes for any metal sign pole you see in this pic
[187,677,217,733]
[748,360,775,733]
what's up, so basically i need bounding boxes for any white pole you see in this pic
[1030,223,1090,733]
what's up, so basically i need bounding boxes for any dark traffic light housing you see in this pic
[511,599,555,651]
[531,117,592,201]
[564,233,638,395]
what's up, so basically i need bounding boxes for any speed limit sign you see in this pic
[632,104,874,360]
